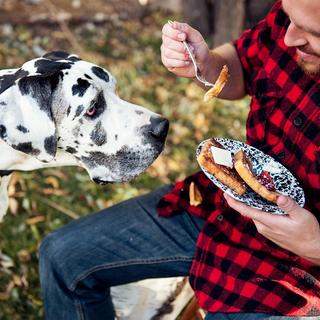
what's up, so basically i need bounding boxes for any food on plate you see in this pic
[203,65,229,102]
[197,138,247,195]
[197,138,281,203]
[234,150,281,203]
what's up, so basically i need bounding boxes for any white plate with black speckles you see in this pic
[196,138,305,215]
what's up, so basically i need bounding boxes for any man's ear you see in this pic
[0,72,62,162]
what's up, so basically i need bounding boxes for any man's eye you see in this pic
[85,105,97,117]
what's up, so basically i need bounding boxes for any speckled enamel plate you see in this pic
[196,138,305,215]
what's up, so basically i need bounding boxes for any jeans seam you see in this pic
[69,256,194,291]
[75,299,86,320]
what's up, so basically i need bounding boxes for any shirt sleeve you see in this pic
[234,0,283,95]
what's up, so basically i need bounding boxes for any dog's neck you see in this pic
[0,139,78,171]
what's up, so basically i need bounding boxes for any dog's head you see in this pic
[0,51,169,183]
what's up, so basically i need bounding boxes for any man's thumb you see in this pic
[277,195,300,215]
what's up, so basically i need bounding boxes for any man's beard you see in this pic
[296,45,320,76]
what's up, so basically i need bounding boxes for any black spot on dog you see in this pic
[0,170,13,177]
[43,51,72,61]
[34,59,71,75]
[74,140,79,145]
[0,69,29,94]
[73,105,85,120]
[0,125,7,138]
[16,125,29,133]
[44,135,56,156]
[115,134,118,140]
[135,110,143,115]
[18,72,62,119]
[79,119,84,124]
[66,146,77,154]
[80,146,146,178]
[67,105,71,116]
[85,74,92,80]
[12,142,40,156]
[0,101,7,105]
[72,78,90,97]
[90,121,107,146]
[68,56,81,62]
[92,66,109,83]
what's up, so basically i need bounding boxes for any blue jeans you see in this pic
[39,185,313,320]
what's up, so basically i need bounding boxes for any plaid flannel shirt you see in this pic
[158,1,320,316]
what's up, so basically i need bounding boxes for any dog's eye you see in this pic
[85,105,97,117]
[85,92,106,119]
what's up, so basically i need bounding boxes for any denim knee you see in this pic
[38,230,68,281]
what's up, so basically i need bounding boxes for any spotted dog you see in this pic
[0,52,195,319]
[0,51,169,220]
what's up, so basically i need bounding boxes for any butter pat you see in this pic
[210,146,233,168]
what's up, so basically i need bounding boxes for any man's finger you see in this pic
[162,22,183,40]
[164,21,204,43]
[277,195,302,217]
[223,193,284,225]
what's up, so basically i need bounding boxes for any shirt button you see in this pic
[217,214,224,221]
[293,116,303,127]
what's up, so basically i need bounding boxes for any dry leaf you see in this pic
[26,215,45,225]
[44,176,60,189]
[9,198,19,215]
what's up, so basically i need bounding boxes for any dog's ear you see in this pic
[42,51,81,62]
[0,72,62,162]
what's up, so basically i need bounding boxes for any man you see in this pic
[39,0,320,319]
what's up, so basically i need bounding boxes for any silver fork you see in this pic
[167,20,214,87]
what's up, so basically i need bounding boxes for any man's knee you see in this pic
[38,229,70,278]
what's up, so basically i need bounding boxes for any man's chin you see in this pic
[297,57,320,76]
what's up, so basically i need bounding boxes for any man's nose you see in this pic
[284,22,308,48]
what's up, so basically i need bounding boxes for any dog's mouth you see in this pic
[82,143,165,184]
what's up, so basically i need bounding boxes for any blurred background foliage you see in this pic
[0,0,259,318]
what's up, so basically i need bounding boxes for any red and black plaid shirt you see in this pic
[158,1,320,316]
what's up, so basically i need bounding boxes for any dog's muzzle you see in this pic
[90,116,169,185]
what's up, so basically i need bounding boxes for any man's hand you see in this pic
[224,193,320,265]
[161,21,210,78]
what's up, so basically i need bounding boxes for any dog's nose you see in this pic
[149,116,169,140]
